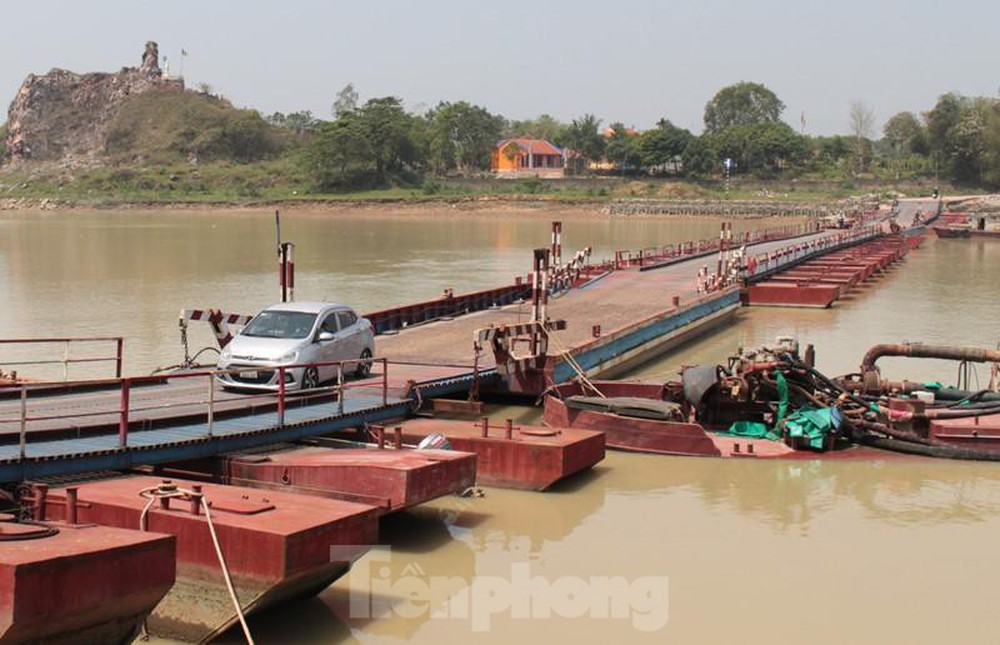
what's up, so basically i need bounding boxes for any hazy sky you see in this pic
[3,0,998,136]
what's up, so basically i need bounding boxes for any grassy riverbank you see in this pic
[0,158,959,210]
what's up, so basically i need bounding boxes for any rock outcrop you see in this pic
[4,42,175,166]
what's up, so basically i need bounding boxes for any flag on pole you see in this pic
[800,111,806,132]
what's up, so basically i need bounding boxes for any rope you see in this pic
[541,327,605,398]
[138,484,255,645]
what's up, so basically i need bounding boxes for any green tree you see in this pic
[925,93,962,178]
[604,122,639,174]
[427,101,505,173]
[505,114,565,142]
[218,111,281,162]
[982,104,1000,187]
[356,97,419,181]
[882,111,926,157]
[703,82,785,134]
[681,137,717,178]
[708,122,805,174]
[950,100,990,183]
[637,119,694,173]
[562,114,605,174]
[301,112,372,189]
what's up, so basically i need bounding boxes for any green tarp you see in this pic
[720,370,842,451]
[783,406,843,450]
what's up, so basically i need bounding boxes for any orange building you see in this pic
[491,138,565,178]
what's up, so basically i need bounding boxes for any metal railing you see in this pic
[0,337,124,381]
[4,356,391,460]
[612,220,823,270]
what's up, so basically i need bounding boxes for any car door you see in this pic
[315,311,341,382]
[336,309,363,362]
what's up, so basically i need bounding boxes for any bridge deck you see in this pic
[376,228,840,364]
[0,206,926,483]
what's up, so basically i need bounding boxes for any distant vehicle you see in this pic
[217,302,375,391]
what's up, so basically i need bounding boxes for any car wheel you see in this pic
[302,367,320,390]
[356,348,373,378]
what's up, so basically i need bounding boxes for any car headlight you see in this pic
[220,346,232,361]
[277,350,299,364]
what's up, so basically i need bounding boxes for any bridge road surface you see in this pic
[374,222,896,365]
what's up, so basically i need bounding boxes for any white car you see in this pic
[217,302,375,391]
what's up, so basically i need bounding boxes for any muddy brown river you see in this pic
[3,206,999,643]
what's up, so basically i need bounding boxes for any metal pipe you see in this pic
[861,343,1000,372]
[207,375,215,437]
[115,337,124,378]
[382,359,388,406]
[338,364,345,416]
[277,367,286,426]
[19,386,27,460]
[119,379,131,448]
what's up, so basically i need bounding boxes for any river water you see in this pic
[3,207,1000,643]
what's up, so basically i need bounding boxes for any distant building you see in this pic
[492,138,565,178]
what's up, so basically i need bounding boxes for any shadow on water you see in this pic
[214,596,352,644]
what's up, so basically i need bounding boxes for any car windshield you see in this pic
[241,311,317,339]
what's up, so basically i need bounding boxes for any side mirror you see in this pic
[317,331,335,342]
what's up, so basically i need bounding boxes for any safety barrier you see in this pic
[1,357,390,460]
[0,337,124,382]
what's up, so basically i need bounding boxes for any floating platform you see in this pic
[0,518,175,644]
[40,475,379,642]
[394,418,605,490]
[747,237,909,308]
[160,445,477,513]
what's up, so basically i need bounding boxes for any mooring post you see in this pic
[66,487,78,525]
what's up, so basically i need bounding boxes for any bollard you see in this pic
[190,484,202,516]
[66,487,78,525]
[376,426,386,449]
[480,416,490,437]
[672,295,680,308]
[32,483,48,521]
[394,427,403,449]
[160,479,172,510]
[505,419,513,440]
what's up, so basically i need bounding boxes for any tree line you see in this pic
[252,81,1000,190]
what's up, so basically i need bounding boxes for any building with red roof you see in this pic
[491,137,566,178]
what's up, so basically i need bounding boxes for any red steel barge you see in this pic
[0,513,175,644]
[37,475,380,642]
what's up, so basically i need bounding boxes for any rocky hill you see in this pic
[3,42,180,167]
